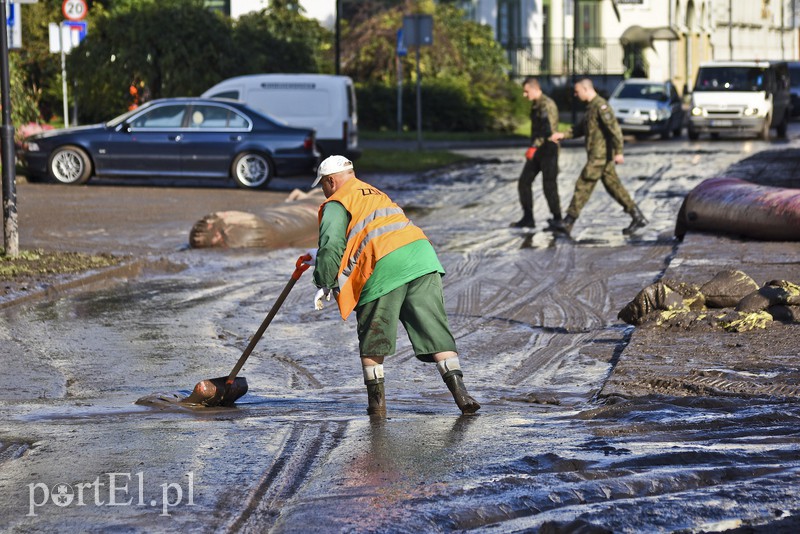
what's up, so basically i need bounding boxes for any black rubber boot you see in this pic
[365,379,386,416]
[552,214,575,236]
[442,371,480,414]
[510,209,535,228]
[545,216,563,231]
[623,206,648,236]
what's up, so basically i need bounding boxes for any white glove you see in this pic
[314,287,332,310]
[303,248,318,266]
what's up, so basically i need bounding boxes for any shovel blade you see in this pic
[181,376,249,407]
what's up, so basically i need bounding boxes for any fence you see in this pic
[505,38,627,79]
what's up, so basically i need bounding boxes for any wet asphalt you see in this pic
[1,127,799,532]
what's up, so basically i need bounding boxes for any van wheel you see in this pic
[231,152,273,189]
[48,145,92,184]
[759,116,771,140]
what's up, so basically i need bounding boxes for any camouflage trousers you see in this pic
[566,159,636,219]
[517,151,561,220]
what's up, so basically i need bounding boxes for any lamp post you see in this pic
[1,0,18,257]
[335,0,340,75]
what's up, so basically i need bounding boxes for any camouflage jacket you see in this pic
[565,95,624,161]
[530,94,559,148]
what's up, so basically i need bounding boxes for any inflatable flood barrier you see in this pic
[675,177,800,241]
[189,189,322,249]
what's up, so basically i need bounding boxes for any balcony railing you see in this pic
[503,38,627,78]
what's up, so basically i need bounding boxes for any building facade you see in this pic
[457,0,799,95]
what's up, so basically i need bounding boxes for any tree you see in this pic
[342,0,521,131]
[68,0,238,123]
[232,1,332,74]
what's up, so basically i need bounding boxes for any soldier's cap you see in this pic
[312,155,353,187]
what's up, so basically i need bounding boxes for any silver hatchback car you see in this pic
[609,79,685,139]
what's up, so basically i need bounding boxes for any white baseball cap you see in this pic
[312,155,353,187]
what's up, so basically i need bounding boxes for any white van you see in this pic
[688,60,791,140]
[202,74,360,159]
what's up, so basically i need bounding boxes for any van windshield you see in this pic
[694,67,767,92]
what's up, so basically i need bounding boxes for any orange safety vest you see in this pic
[319,177,428,319]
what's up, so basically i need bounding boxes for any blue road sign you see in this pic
[397,28,407,57]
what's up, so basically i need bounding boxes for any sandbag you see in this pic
[700,269,759,308]
[189,189,322,249]
[675,177,800,241]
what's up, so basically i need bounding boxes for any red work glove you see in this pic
[525,147,537,160]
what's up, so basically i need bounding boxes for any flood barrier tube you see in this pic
[189,193,321,249]
[675,177,800,241]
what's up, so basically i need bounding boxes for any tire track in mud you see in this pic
[439,451,800,531]
[0,441,31,464]
[223,420,347,533]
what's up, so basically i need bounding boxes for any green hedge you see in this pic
[357,79,522,133]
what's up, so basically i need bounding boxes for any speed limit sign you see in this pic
[62,0,88,22]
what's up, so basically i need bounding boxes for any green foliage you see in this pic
[10,55,42,126]
[342,1,522,132]
[69,0,238,123]
[232,2,332,74]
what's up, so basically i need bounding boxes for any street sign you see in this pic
[5,3,22,49]
[402,15,433,48]
[62,0,87,22]
[396,28,407,57]
[48,20,86,54]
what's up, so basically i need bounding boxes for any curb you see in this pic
[0,258,154,310]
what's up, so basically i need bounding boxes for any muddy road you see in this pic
[1,131,799,533]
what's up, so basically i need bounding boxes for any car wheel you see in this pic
[672,122,682,137]
[47,145,92,185]
[232,152,273,189]
[660,125,670,140]
[688,126,699,140]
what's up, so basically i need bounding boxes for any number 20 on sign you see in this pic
[62,0,88,22]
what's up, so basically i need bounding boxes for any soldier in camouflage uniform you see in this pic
[550,78,648,236]
[511,77,562,229]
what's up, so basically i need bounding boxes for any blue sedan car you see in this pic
[21,97,319,189]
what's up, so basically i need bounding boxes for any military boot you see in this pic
[623,206,648,236]
[552,214,575,236]
[545,215,563,231]
[510,209,535,228]
[365,379,386,416]
[442,371,480,414]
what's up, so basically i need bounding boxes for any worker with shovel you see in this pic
[305,155,480,416]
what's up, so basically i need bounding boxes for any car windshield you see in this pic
[694,67,767,92]
[613,83,667,101]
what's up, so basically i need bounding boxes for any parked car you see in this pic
[608,78,685,139]
[21,97,319,189]
[688,60,791,140]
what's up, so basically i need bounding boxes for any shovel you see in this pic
[182,254,311,407]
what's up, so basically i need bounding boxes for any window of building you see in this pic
[498,0,521,47]
[578,0,602,46]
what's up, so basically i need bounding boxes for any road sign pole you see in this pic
[60,22,68,126]
[0,0,18,257]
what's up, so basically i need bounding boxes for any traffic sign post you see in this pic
[396,29,405,135]
[50,1,89,127]
[402,14,433,151]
